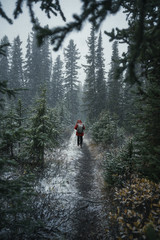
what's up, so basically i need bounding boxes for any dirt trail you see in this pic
[37,132,109,239]
[72,142,108,240]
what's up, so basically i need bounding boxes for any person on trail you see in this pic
[74,120,85,147]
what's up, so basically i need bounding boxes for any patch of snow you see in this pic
[38,132,83,197]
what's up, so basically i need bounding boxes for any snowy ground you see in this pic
[39,132,84,196]
[35,132,109,239]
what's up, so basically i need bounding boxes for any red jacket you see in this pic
[74,120,85,136]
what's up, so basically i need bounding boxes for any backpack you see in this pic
[77,123,84,134]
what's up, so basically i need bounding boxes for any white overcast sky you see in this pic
[0,0,128,83]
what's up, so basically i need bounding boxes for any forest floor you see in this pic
[36,132,112,240]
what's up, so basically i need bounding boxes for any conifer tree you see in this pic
[122,66,142,134]
[40,33,52,98]
[29,28,43,99]
[27,28,52,103]
[64,39,80,123]
[107,41,123,124]
[77,82,86,121]
[27,88,60,164]
[0,36,10,107]
[83,24,97,122]
[95,31,106,116]
[9,36,24,90]
[0,101,25,158]
[0,36,10,83]
[24,34,33,105]
[50,55,64,107]
[134,31,160,181]
[27,88,47,164]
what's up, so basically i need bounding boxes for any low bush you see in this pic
[104,139,135,187]
[108,176,160,240]
[91,111,124,147]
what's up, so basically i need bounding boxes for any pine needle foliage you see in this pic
[0,167,37,239]
[104,138,134,187]
[91,111,124,146]
[26,87,60,165]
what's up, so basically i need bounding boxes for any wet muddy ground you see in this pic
[36,133,110,239]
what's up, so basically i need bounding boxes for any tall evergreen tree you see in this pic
[134,17,160,181]
[107,41,123,124]
[9,36,24,90]
[0,36,10,107]
[108,1,160,181]
[77,82,86,121]
[0,36,10,83]
[83,24,97,123]
[123,82,136,133]
[23,34,33,105]
[64,39,80,123]
[123,66,143,133]
[29,28,43,100]
[49,55,64,107]
[0,101,25,158]
[27,28,52,103]
[40,33,52,96]
[95,31,106,116]
[27,88,60,164]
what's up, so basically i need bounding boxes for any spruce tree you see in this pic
[27,88,60,164]
[83,24,97,123]
[9,36,24,90]
[107,41,123,124]
[24,34,33,106]
[40,33,52,100]
[77,82,86,121]
[64,39,80,123]
[0,36,38,239]
[0,101,25,158]
[95,31,106,117]
[0,36,10,108]
[123,81,137,133]
[27,88,47,164]
[27,28,52,103]
[108,1,160,181]
[29,28,43,100]
[105,4,160,179]
[134,29,160,181]
[0,36,10,83]
[50,55,64,107]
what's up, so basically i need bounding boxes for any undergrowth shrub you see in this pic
[0,161,41,239]
[108,176,160,240]
[91,111,124,146]
[104,139,135,187]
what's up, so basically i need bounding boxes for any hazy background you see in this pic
[0,0,128,83]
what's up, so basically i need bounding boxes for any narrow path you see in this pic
[37,132,108,239]
[72,142,107,240]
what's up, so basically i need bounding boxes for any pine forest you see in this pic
[0,1,160,239]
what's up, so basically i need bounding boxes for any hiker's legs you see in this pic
[80,136,83,147]
[77,136,80,146]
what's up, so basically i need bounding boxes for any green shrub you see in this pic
[91,111,124,146]
[109,176,160,240]
[104,139,135,187]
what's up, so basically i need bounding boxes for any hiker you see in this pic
[74,120,85,147]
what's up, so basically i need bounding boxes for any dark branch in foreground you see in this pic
[0,2,13,24]
[35,0,122,51]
